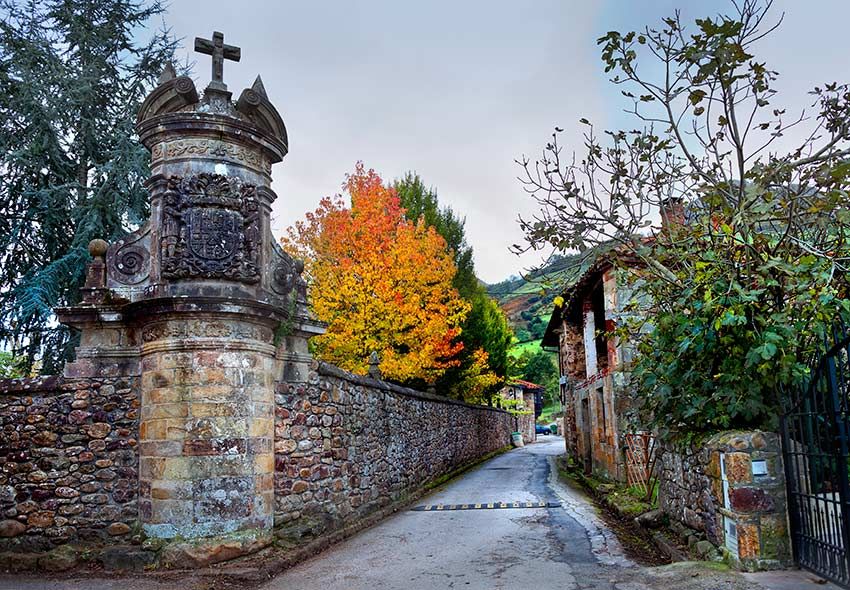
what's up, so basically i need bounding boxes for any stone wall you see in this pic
[0,375,140,552]
[0,361,512,568]
[658,437,720,544]
[570,371,628,482]
[658,431,791,570]
[272,362,513,541]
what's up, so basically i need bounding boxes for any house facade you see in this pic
[498,380,542,443]
[542,259,635,482]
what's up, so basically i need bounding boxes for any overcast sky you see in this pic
[161,0,850,283]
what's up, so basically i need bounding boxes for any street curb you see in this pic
[553,457,683,565]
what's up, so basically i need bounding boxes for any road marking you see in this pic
[411,501,559,511]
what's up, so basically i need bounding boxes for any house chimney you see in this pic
[660,197,685,231]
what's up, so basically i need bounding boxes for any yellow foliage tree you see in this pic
[283,163,470,383]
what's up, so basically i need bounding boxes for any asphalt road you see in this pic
[0,436,777,590]
[261,436,762,590]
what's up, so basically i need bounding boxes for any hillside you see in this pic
[486,252,587,351]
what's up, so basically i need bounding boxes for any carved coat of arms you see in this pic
[160,173,261,283]
[189,208,240,260]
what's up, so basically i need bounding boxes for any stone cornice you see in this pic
[315,361,509,415]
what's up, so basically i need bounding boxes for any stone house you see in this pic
[541,253,636,482]
[539,205,686,481]
[498,380,543,443]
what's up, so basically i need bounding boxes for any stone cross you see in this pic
[194,31,241,91]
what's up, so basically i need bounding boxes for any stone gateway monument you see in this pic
[0,32,512,571]
[58,33,321,552]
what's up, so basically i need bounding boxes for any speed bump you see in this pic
[410,501,560,511]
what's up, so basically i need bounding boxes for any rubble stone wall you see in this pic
[658,431,791,570]
[0,361,513,565]
[273,362,513,541]
[0,376,140,552]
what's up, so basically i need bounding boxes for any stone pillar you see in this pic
[582,300,597,377]
[57,32,323,560]
[602,269,619,369]
[137,303,278,540]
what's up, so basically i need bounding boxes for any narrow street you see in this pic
[0,438,776,590]
[262,437,760,590]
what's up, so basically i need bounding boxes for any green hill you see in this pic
[486,253,587,353]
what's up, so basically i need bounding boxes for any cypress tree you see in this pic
[0,0,176,373]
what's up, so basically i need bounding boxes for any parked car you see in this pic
[535,424,551,435]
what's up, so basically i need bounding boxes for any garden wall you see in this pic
[272,361,513,541]
[657,430,791,570]
[0,362,512,568]
[0,375,140,553]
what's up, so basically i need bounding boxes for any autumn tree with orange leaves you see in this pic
[284,163,470,384]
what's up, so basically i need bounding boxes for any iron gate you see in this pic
[781,328,850,587]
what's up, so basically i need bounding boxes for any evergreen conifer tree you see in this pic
[0,0,176,372]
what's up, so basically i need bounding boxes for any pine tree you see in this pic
[395,173,513,403]
[0,0,176,373]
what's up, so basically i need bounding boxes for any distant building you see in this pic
[498,379,544,443]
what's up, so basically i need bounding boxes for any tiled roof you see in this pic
[539,241,619,347]
[508,379,544,391]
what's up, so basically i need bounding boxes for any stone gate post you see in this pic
[58,32,321,557]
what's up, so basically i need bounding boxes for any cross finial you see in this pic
[194,31,241,91]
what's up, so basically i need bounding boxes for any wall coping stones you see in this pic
[0,375,64,395]
[315,361,509,414]
[0,364,511,414]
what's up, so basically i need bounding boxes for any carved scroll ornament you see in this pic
[270,243,307,301]
[107,226,151,286]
